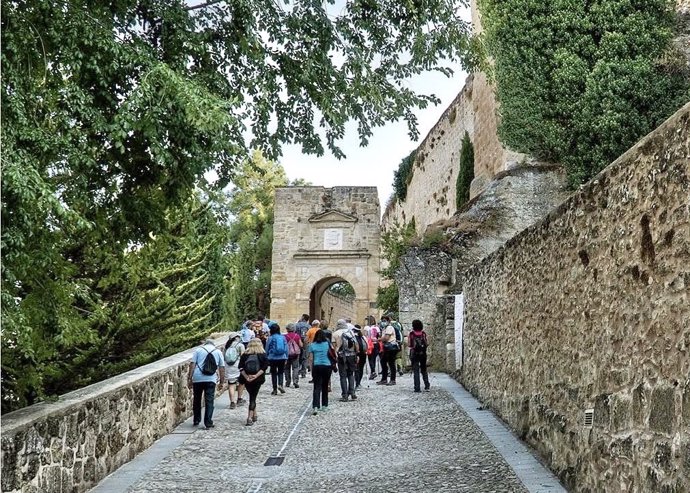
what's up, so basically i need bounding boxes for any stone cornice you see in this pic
[308,209,358,224]
[293,249,371,260]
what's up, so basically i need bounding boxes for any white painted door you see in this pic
[454,293,464,371]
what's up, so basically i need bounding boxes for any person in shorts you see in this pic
[224,332,245,409]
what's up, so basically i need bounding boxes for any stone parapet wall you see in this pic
[383,81,474,234]
[461,102,690,492]
[1,337,227,493]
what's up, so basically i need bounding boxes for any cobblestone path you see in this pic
[94,372,563,493]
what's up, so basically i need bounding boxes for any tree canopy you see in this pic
[2,0,472,412]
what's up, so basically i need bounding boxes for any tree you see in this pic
[478,0,689,184]
[2,0,472,412]
[456,131,474,209]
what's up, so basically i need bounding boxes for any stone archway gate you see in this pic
[270,186,381,326]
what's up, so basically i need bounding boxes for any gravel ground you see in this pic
[127,372,528,493]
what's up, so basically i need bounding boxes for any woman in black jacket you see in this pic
[237,338,269,426]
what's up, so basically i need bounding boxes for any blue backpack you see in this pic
[270,335,288,359]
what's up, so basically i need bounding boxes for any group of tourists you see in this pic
[187,314,431,428]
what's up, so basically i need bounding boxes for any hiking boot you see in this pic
[229,402,236,409]
[376,380,388,385]
[252,415,258,423]
[193,421,200,426]
[237,398,246,405]
[387,381,396,386]
[369,373,377,380]
[294,383,299,389]
[278,386,286,394]
[424,387,431,392]
[414,389,421,393]
[246,419,254,426]
[312,407,318,415]
[340,396,349,402]
[271,389,278,395]
[351,395,358,400]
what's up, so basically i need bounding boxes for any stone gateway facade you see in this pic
[270,187,381,326]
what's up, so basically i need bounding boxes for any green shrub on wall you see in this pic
[478,0,689,185]
[392,150,417,202]
[456,131,474,209]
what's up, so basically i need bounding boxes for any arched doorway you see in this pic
[309,277,357,324]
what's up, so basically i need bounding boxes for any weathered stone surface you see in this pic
[270,187,381,325]
[650,387,676,434]
[461,102,690,492]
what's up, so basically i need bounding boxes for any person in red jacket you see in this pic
[408,319,430,392]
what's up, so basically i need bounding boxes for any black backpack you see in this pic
[339,330,357,356]
[199,347,218,375]
[244,354,260,375]
[412,333,428,354]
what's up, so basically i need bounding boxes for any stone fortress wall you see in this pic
[461,102,690,492]
[1,337,228,493]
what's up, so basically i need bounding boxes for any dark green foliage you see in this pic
[479,0,690,184]
[393,150,418,202]
[1,0,472,412]
[456,132,474,209]
[376,220,417,312]
[328,282,356,299]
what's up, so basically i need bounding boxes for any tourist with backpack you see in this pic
[352,325,367,389]
[187,339,225,429]
[295,313,311,377]
[266,324,289,395]
[390,317,406,376]
[237,338,268,426]
[377,316,400,386]
[284,323,303,388]
[308,329,333,415]
[333,319,359,401]
[224,332,245,409]
[364,316,380,380]
[409,319,431,392]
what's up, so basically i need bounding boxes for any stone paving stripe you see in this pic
[246,481,263,493]
[436,373,567,493]
[274,398,312,457]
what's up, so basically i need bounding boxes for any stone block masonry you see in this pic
[1,337,228,493]
[461,102,690,492]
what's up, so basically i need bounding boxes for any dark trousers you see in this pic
[368,349,379,374]
[312,365,332,408]
[355,353,366,386]
[245,378,263,411]
[285,356,300,386]
[192,381,216,426]
[380,349,399,383]
[337,355,357,397]
[299,347,308,376]
[270,360,286,389]
[411,353,430,391]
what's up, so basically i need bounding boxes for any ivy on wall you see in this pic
[392,150,417,202]
[478,0,689,185]
[376,219,417,314]
[456,131,475,209]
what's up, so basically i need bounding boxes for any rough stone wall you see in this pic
[395,164,569,371]
[270,187,380,325]
[462,102,690,492]
[395,248,453,369]
[382,82,474,235]
[1,338,227,493]
[320,291,357,325]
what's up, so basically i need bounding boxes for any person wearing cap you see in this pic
[352,325,368,389]
[284,323,303,388]
[224,332,245,409]
[333,318,359,401]
[187,339,225,429]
